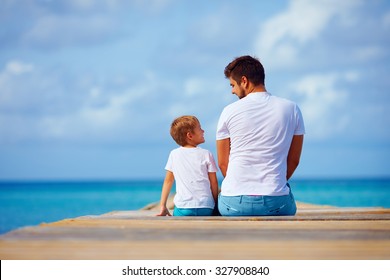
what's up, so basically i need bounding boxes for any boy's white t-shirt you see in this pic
[216,92,305,196]
[165,146,217,209]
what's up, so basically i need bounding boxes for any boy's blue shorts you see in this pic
[173,207,214,216]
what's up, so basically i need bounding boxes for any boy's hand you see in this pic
[156,206,172,216]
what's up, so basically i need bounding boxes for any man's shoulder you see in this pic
[222,98,247,113]
[270,94,299,108]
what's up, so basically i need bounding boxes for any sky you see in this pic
[0,0,389,180]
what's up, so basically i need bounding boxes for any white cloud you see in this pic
[133,0,173,14]
[383,11,390,28]
[168,76,231,138]
[184,77,205,97]
[353,46,386,61]
[192,7,230,43]
[2,0,389,180]
[67,0,101,11]
[291,71,360,140]
[22,14,117,48]
[173,76,231,110]
[4,61,34,75]
[343,70,360,83]
[254,0,362,69]
[0,61,160,143]
[0,61,35,109]
[38,82,157,142]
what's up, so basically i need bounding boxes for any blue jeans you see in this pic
[173,207,214,216]
[218,186,297,216]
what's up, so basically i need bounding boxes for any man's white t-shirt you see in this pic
[165,146,217,209]
[216,92,305,196]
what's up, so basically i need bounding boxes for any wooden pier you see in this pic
[1,202,389,259]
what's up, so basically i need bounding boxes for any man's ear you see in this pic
[241,76,248,88]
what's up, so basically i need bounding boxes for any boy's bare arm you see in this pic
[157,170,175,216]
[208,172,219,203]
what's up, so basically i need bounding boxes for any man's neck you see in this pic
[246,84,266,96]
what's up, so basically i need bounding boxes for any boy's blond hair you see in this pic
[170,115,200,146]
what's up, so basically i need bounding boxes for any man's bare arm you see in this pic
[217,138,230,177]
[286,135,304,180]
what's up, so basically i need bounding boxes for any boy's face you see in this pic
[190,123,205,145]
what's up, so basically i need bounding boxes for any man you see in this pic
[216,55,305,216]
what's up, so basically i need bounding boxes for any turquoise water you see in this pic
[0,178,389,234]
[291,178,390,208]
[0,180,163,235]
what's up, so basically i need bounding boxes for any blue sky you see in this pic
[0,0,389,180]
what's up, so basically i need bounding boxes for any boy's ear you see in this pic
[186,131,192,139]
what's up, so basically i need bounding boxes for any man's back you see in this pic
[216,92,305,196]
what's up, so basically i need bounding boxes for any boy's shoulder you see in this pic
[170,146,213,155]
[196,146,209,151]
[169,146,182,153]
[196,147,215,157]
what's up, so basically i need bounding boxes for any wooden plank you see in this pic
[1,206,389,260]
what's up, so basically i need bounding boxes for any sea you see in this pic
[0,178,389,234]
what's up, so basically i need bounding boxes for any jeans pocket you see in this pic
[264,195,296,216]
[219,198,240,216]
[263,196,287,214]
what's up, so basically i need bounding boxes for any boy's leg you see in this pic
[173,207,213,216]
[173,207,196,216]
[196,208,214,216]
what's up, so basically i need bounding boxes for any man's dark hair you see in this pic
[224,55,265,86]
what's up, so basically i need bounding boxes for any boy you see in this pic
[157,115,219,216]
